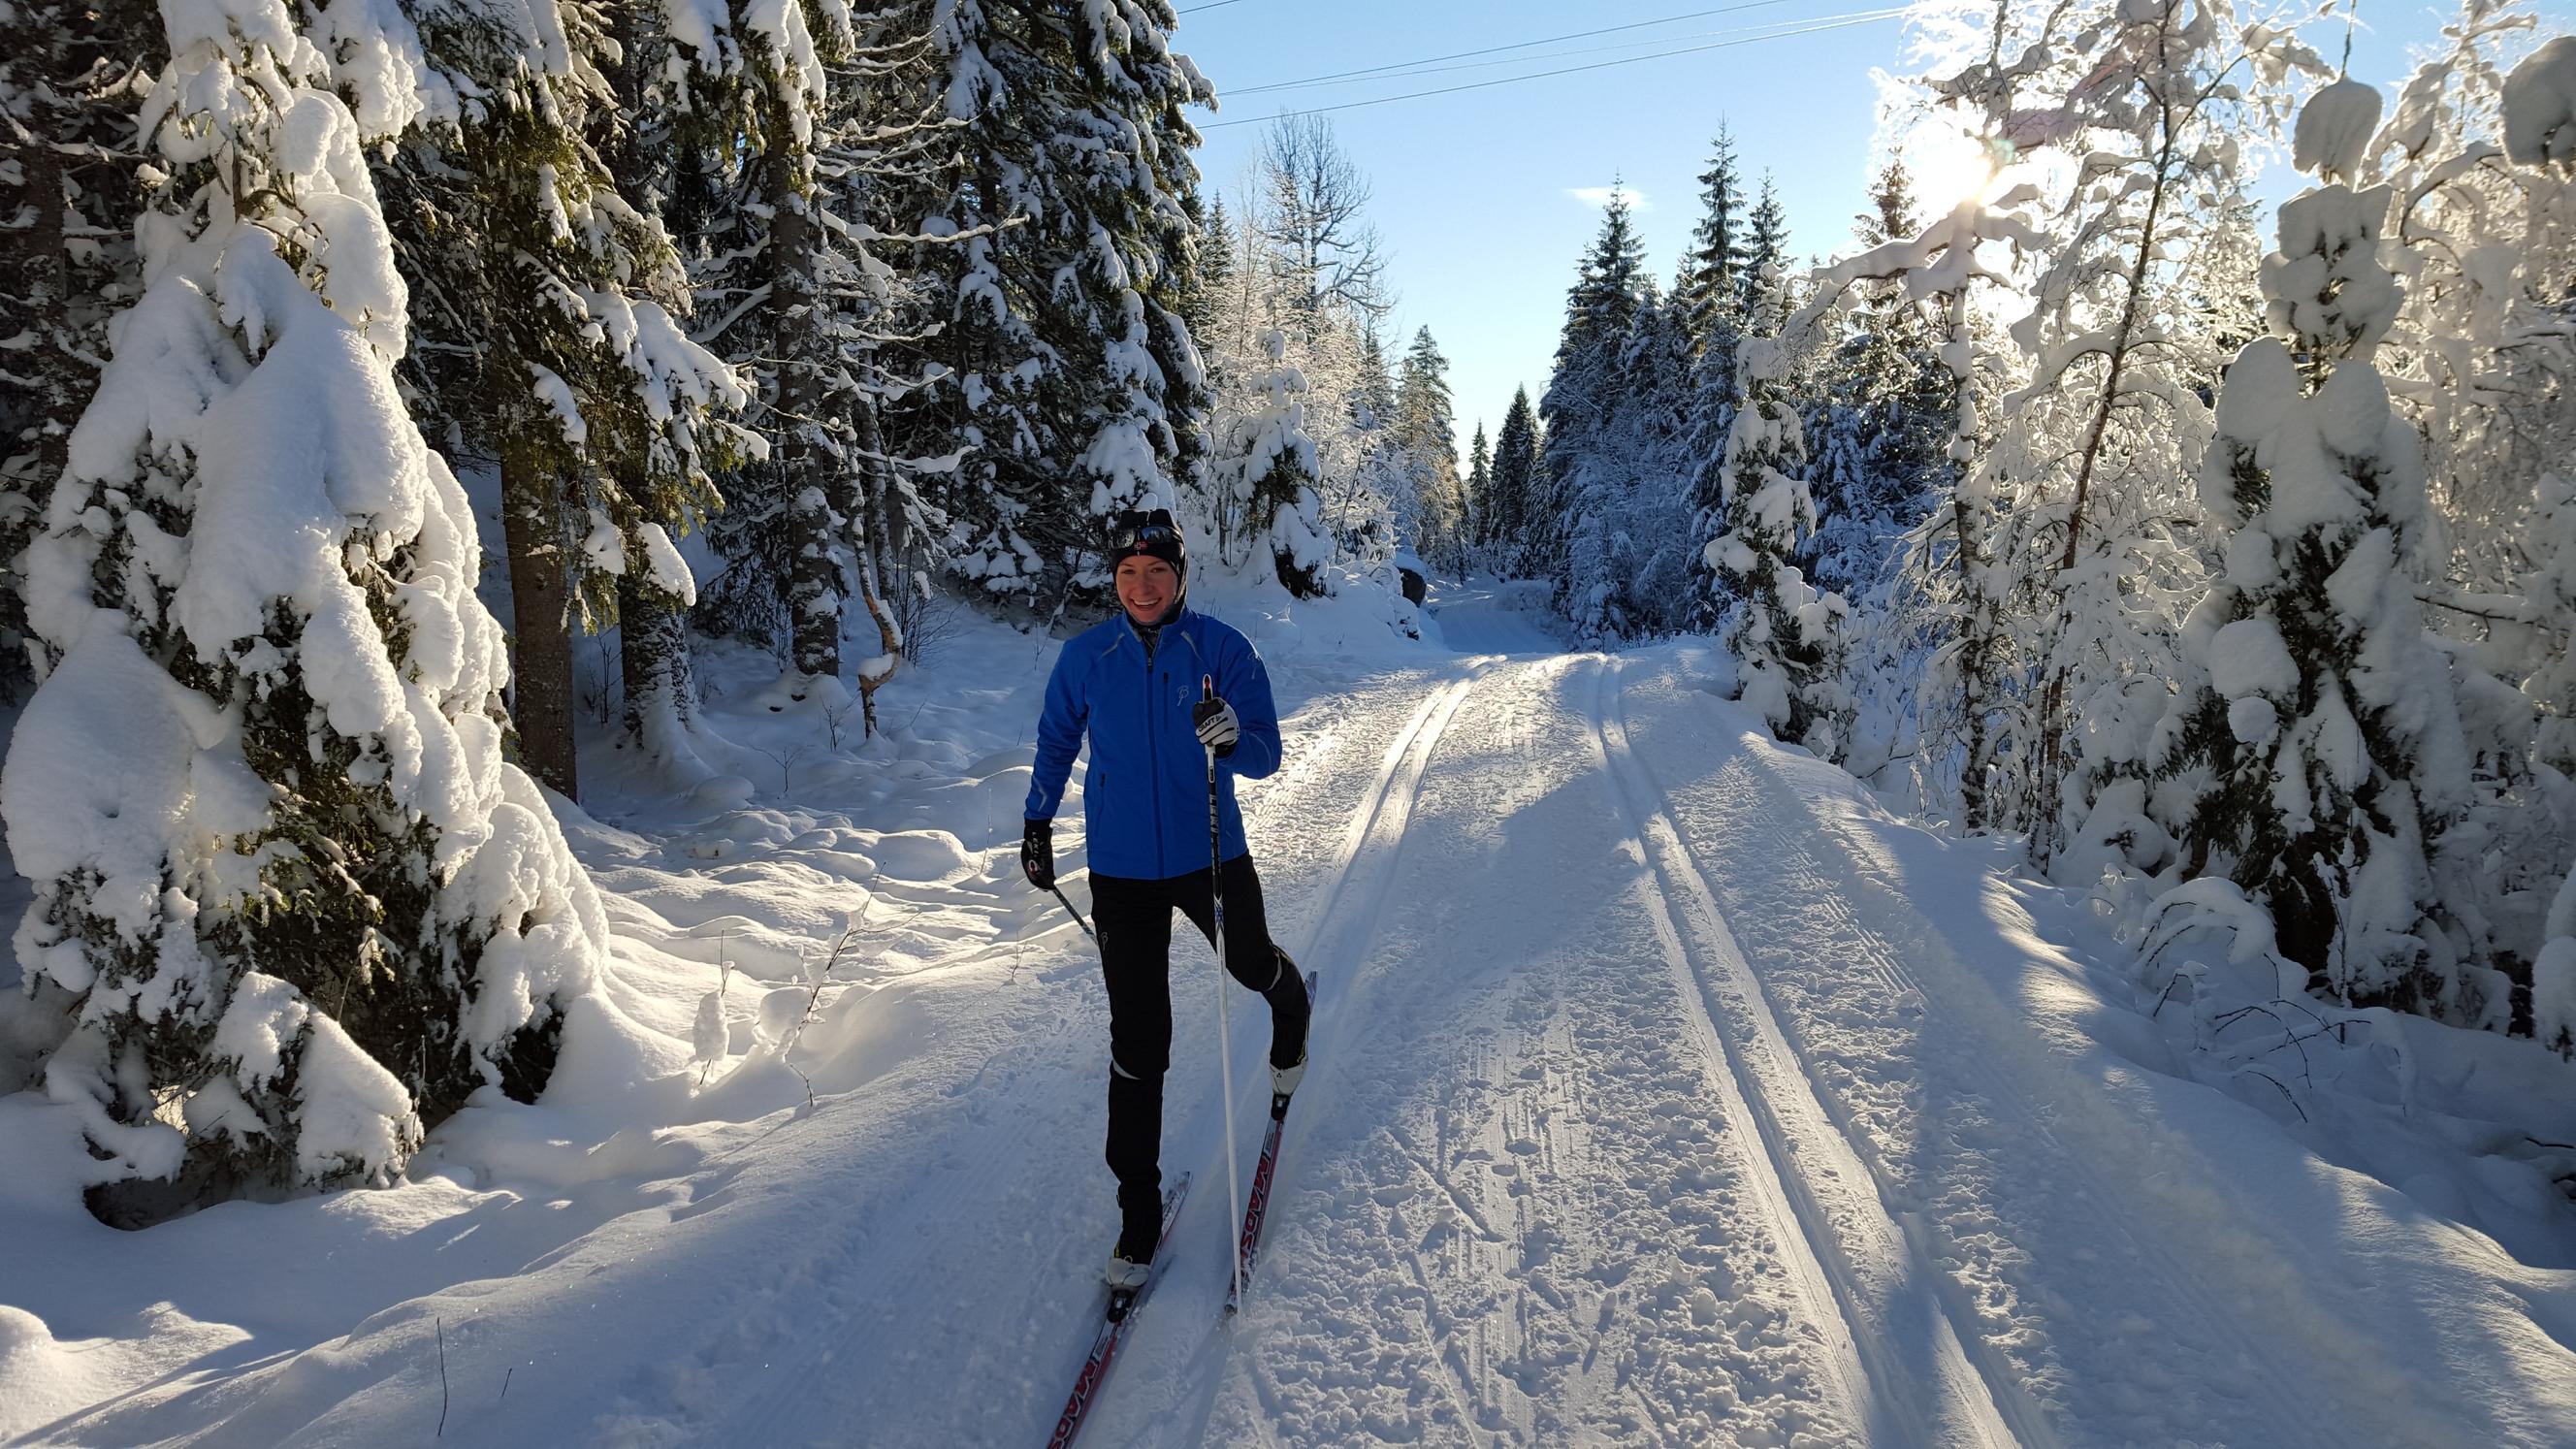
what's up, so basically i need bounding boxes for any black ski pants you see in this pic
[1093,853,1308,1254]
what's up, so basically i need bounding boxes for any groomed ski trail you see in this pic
[1613,662,2503,1448]
[1098,661,1497,1446]
[698,664,1491,1449]
[683,620,2569,1449]
[1584,657,2025,1449]
[1180,653,1888,1446]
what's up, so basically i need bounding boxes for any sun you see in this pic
[1898,123,2007,215]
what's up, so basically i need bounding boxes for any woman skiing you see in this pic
[1020,509,1311,1290]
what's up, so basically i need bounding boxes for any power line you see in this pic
[1226,8,1907,98]
[1224,0,1815,96]
[1176,0,1254,12]
[1200,12,1903,130]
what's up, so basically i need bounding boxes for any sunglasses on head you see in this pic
[1111,509,1180,550]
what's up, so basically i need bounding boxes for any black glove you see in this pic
[1021,819,1055,891]
[1193,689,1240,758]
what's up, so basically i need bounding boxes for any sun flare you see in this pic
[1898,123,2006,214]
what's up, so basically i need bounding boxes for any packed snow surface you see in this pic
[1,582,2571,1446]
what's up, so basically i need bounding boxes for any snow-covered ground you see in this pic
[3,580,2572,1447]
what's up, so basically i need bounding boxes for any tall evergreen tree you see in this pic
[1538,187,1649,621]
[1395,327,1464,574]
[6,0,604,1222]
[1213,329,1331,594]
[1712,275,1852,758]
[1675,124,1752,361]
[371,0,748,799]
[1490,387,1540,574]
[1742,173,1790,334]
[1679,133,1756,630]
[1177,189,1235,344]
[665,0,930,718]
[1353,326,1398,430]
[1464,422,1493,560]
[903,0,1210,606]
[2156,87,2474,1016]
[1803,159,1951,602]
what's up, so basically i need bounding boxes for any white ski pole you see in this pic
[1203,676,1244,1308]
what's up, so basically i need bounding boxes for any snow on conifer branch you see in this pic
[3,0,605,1223]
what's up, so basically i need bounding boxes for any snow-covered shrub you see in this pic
[1212,331,1331,597]
[2501,34,2576,166]
[2540,872,2576,1058]
[2,0,605,1223]
[2155,92,2476,1019]
[1712,319,1854,760]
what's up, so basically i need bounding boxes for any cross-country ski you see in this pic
[1227,970,1322,1319]
[4,4,2574,1447]
[1047,1174,1192,1449]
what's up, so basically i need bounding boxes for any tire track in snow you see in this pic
[1587,657,2031,1449]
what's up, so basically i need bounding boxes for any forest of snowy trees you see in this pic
[0,0,1472,1224]
[1,0,2571,1232]
[1468,1,2576,1062]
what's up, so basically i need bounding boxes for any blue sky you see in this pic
[1173,0,2460,451]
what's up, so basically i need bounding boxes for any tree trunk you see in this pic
[2033,73,2184,860]
[502,442,579,798]
[770,135,843,683]
[852,399,903,737]
[619,574,695,743]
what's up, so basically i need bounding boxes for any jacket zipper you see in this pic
[1141,623,1166,877]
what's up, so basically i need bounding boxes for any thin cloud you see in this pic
[1566,185,1651,210]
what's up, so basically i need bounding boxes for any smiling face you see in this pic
[1115,555,1180,625]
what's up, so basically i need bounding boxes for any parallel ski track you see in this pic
[1154,660,1495,1446]
[1284,661,1493,975]
[1680,728,2450,1449]
[710,670,1489,1449]
[1586,658,2031,1449]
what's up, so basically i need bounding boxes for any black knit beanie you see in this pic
[1110,508,1187,577]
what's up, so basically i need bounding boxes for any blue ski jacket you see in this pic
[1024,608,1282,881]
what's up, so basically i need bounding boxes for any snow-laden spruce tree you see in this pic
[0,1,160,707]
[1486,387,1542,575]
[1677,127,1756,629]
[1209,330,1332,595]
[903,0,1210,606]
[1797,159,2044,825]
[666,0,936,729]
[1801,161,1951,605]
[1462,421,1493,560]
[365,0,752,796]
[1711,269,1854,759]
[1551,283,1695,647]
[3,0,605,1223]
[1540,187,1654,641]
[2152,83,2478,1017]
[2355,9,2576,991]
[1797,161,1958,781]
[1394,328,1465,575]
